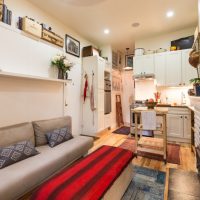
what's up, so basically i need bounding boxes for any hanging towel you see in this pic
[141,111,156,130]
[83,74,89,102]
[90,72,96,111]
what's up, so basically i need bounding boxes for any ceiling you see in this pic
[28,0,198,52]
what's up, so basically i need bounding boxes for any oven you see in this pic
[104,79,111,114]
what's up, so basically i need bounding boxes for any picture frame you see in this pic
[117,51,123,67]
[65,34,80,57]
[125,54,134,68]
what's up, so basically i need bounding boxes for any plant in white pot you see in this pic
[189,50,200,96]
[51,54,73,79]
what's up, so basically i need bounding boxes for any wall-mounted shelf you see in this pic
[0,21,63,50]
[0,71,72,83]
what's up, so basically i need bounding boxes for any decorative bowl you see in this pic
[145,102,157,109]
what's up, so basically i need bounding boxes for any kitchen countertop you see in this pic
[132,107,168,114]
[156,104,195,111]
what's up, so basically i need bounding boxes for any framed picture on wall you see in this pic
[65,34,80,57]
[125,54,134,68]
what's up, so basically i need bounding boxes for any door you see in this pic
[182,49,197,86]
[167,114,183,138]
[183,114,191,139]
[134,56,144,75]
[142,55,155,74]
[155,53,166,86]
[165,51,182,86]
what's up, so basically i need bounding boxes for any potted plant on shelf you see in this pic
[51,54,73,79]
[189,50,200,96]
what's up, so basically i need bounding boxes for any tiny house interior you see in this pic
[0,0,200,200]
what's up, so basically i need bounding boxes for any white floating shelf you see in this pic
[0,71,72,83]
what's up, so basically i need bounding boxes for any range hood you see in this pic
[133,73,155,80]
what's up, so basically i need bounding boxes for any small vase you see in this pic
[65,72,68,80]
[58,68,64,79]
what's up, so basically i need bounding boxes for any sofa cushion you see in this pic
[46,127,73,148]
[0,141,39,169]
[0,136,93,200]
[0,123,35,147]
[33,116,72,147]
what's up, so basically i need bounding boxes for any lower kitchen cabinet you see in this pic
[167,112,191,142]
[167,114,183,138]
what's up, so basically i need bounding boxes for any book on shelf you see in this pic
[2,4,12,25]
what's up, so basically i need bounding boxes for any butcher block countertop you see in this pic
[131,107,168,114]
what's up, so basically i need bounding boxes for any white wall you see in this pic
[135,27,195,51]
[0,0,95,135]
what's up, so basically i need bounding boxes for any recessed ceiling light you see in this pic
[104,29,110,34]
[132,22,140,28]
[166,11,174,18]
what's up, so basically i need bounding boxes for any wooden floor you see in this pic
[89,128,197,200]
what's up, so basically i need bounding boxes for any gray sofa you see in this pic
[0,116,93,200]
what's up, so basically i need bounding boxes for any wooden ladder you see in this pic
[116,95,124,127]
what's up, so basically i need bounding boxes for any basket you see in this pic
[145,102,157,109]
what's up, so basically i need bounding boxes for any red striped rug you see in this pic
[31,145,134,200]
[119,138,180,164]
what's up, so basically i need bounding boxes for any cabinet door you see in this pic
[165,51,182,86]
[142,55,155,74]
[167,114,183,138]
[182,49,197,86]
[155,53,166,86]
[183,115,191,139]
[98,89,104,112]
[98,111,105,132]
[98,58,105,90]
[134,56,144,75]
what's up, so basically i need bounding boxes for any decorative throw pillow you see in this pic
[0,141,39,169]
[46,127,73,148]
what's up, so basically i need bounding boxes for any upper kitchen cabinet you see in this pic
[165,51,182,86]
[134,55,154,75]
[182,49,197,85]
[155,53,166,86]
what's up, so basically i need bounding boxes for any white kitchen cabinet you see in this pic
[104,113,111,129]
[98,90,104,112]
[134,55,154,75]
[82,56,106,136]
[155,53,166,86]
[183,114,191,139]
[165,51,182,86]
[182,49,197,85]
[134,56,144,75]
[167,108,191,142]
[98,57,105,90]
[167,114,183,138]
[98,111,105,132]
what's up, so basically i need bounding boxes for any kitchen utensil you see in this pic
[135,48,145,56]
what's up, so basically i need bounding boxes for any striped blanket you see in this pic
[32,145,133,200]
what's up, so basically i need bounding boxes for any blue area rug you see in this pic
[122,166,166,200]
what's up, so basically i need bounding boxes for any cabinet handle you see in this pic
[181,116,183,118]
[185,116,187,119]
[179,83,182,86]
